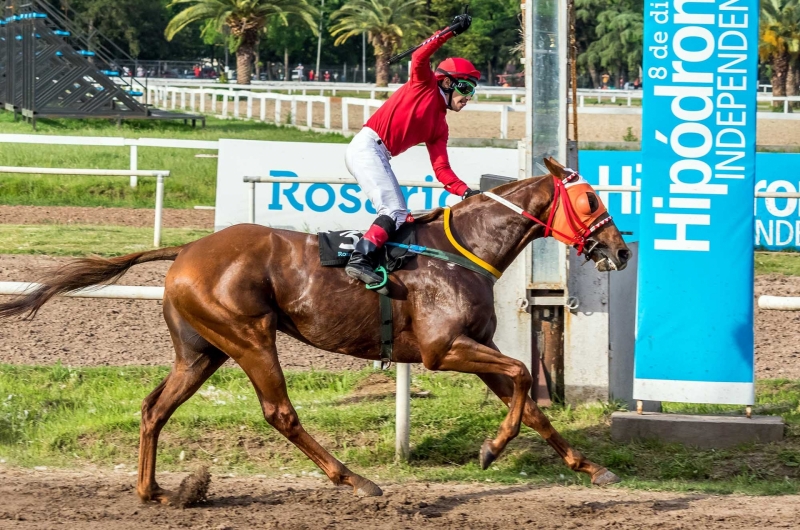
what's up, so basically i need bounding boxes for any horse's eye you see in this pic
[586,193,599,213]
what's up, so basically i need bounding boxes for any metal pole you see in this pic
[315,0,325,82]
[129,144,138,188]
[154,174,165,247]
[395,363,411,461]
[249,182,256,223]
[362,32,366,83]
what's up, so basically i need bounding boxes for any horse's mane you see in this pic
[413,175,548,225]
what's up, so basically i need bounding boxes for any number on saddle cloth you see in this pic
[317,224,418,272]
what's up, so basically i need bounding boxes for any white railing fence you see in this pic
[0,166,170,246]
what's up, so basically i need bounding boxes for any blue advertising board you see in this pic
[633,0,759,404]
[579,151,800,251]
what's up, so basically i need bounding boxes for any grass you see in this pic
[0,365,798,495]
[0,110,347,209]
[755,251,800,276]
[0,224,211,256]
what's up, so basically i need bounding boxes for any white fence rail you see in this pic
[0,166,170,247]
[0,134,217,188]
[0,282,164,300]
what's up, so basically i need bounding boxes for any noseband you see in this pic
[484,172,613,258]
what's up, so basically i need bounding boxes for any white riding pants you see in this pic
[345,127,408,229]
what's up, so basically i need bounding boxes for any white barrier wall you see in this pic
[214,139,518,231]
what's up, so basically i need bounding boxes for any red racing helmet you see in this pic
[435,58,481,84]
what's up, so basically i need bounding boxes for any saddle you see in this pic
[317,223,417,272]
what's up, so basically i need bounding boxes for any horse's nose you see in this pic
[617,248,632,265]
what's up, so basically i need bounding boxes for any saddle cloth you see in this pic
[318,223,416,272]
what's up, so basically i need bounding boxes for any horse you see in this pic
[0,157,631,503]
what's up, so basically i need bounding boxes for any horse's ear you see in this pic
[543,157,566,177]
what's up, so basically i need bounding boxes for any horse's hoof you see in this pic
[353,478,383,497]
[591,468,621,486]
[138,486,173,504]
[479,439,497,470]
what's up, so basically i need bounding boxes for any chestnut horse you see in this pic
[0,158,631,502]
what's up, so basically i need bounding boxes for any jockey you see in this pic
[344,14,481,287]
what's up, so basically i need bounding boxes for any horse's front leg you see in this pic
[478,372,621,486]
[422,335,532,469]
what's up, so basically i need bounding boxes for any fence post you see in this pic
[363,102,369,125]
[260,95,267,121]
[512,93,516,105]
[234,93,240,118]
[211,91,217,113]
[324,99,331,130]
[171,88,177,109]
[222,94,229,118]
[580,94,584,107]
[129,144,138,188]
[190,90,195,111]
[307,100,313,127]
[395,363,411,461]
[247,94,253,119]
[153,174,165,248]
[249,181,256,224]
[370,89,376,99]
[342,99,349,132]
[275,96,282,123]
[291,97,297,125]
[500,106,509,140]
[785,99,789,114]
[180,90,186,109]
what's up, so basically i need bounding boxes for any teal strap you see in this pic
[385,242,497,284]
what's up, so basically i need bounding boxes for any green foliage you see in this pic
[329,0,431,85]
[755,251,800,276]
[576,0,643,86]
[429,0,522,81]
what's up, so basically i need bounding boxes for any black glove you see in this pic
[450,14,472,36]
[462,188,481,199]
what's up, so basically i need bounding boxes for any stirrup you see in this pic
[365,265,388,292]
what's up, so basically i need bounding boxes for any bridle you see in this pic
[484,172,613,258]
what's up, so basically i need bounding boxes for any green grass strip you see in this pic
[0,365,797,494]
[0,111,347,209]
[0,224,211,257]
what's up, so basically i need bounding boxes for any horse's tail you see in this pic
[0,245,186,320]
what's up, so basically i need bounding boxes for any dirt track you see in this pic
[0,467,797,529]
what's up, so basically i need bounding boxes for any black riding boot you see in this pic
[345,238,384,285]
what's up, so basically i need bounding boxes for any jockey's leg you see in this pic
[344,127,409,287]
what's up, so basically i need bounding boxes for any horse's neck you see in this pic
[423,175,554,273]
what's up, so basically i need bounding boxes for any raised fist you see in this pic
[451,14,472,35]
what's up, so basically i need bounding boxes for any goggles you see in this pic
[453,79,476,97]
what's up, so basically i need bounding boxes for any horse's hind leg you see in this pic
[137,299,228,503]
[227,314,383,497]
[477,372,620,486]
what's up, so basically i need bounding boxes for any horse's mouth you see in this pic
[593,249,629,272]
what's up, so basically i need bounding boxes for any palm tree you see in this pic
[165,0,318,85]
[760,0,800,103]
[329,0,430,87]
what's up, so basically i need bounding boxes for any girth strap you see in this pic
[379,292,393,367]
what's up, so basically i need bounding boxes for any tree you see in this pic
[428,0,522,86]
[576,0,643,87]
[165,0,319,84]
[760,0,800,103]
[329,0,431,86]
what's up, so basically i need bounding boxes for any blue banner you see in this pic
[634,0,759,404]
[579,151,800,251]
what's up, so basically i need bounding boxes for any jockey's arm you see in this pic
[427,133,468,197]
[410,29,455,84]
